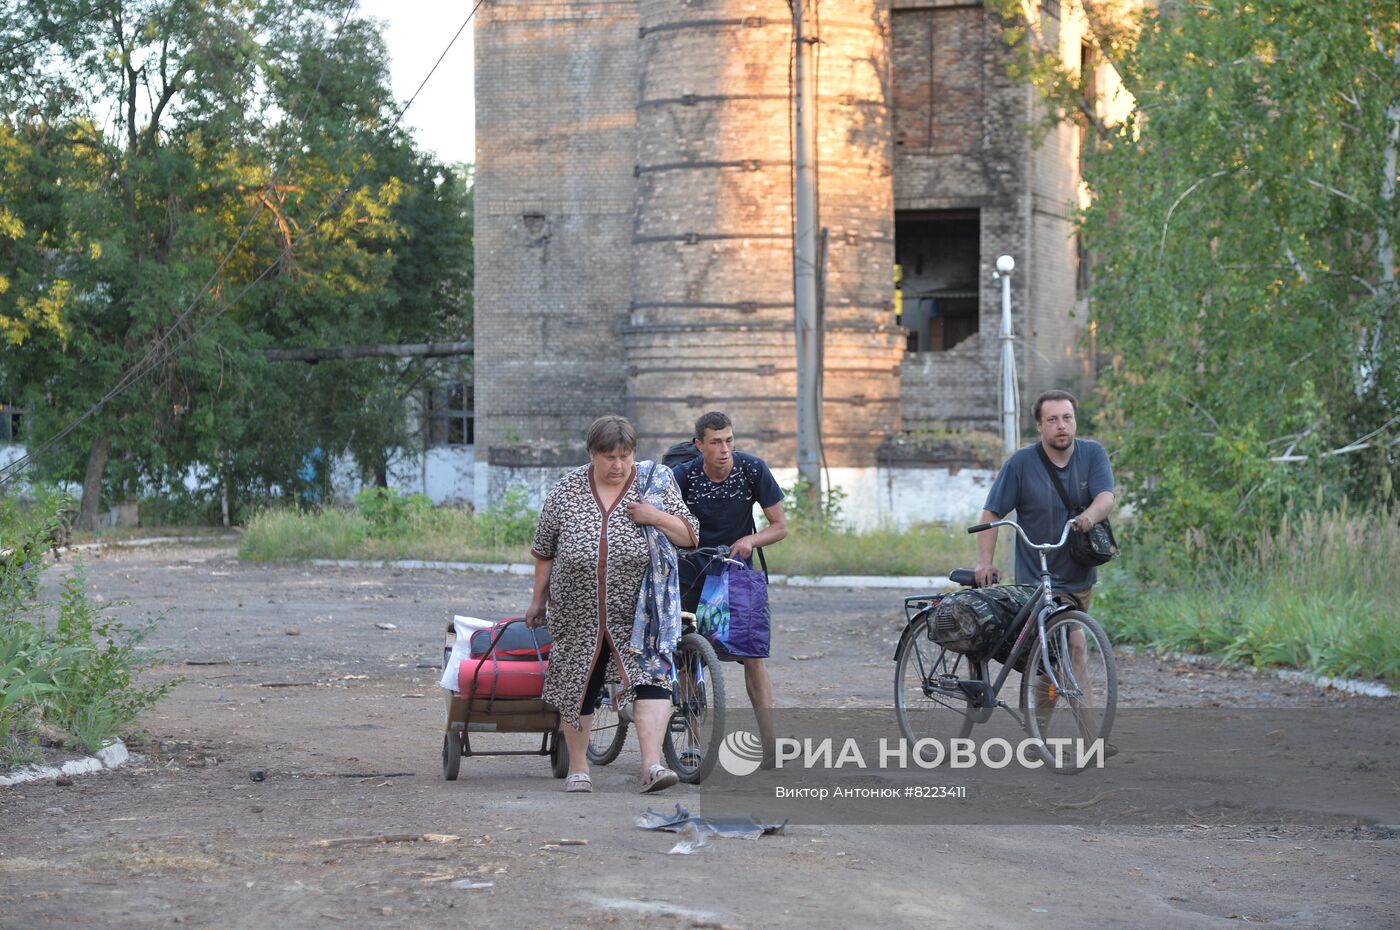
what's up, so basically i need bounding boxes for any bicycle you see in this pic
[586,546,729,782]
[893,518,1117,773]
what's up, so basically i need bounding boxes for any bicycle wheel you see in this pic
[586,686,629,765]
[894,612,978,760]
[1020,610,1117,774]
[663,632,726,783]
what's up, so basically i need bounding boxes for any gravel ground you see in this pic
[0,541,1395,930]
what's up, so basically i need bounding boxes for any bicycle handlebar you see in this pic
[679,544,730,558]
[677,544,746,567]
[967,517,1075,552]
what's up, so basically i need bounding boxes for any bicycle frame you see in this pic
[967,518,1079,700]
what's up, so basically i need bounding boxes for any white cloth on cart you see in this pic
[439,615,494,692]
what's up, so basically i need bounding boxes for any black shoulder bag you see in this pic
[1036,443,1118,567]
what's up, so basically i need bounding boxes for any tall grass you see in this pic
[241,493,999,578]
[762,523,997,577]
[1096,508,1400,684]
[239,504,534,564]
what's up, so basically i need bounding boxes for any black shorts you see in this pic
[581,645,668,713]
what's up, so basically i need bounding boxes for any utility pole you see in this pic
[793,0,822,499]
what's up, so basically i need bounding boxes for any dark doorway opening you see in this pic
[894,210,980,352]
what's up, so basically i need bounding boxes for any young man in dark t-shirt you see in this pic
[672,411,787,758]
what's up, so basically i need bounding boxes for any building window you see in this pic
[1042,0,1061,20]
[894,210,981,352]
[0,404,21,444]
[425,383,473,447]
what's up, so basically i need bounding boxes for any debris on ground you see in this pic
[637,804,787,840]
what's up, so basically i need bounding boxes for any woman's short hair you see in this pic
[586,415,637,454]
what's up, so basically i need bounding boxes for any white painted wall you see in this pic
[468,459,995,532]
[335,446,478,508]
[764,466,995,532]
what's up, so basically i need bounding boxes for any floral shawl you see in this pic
[627,461,683,685]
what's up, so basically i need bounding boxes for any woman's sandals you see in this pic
[564,772,593,793]
[640,763,679,793]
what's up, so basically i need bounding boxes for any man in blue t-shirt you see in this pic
[672,411,787,758]
[976,390,1117,608]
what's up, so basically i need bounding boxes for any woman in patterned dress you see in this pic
[525,416,699,793]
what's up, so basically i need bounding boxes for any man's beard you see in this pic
[1046,433,1074,451]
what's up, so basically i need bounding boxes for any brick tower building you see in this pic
[472,0,1120,510]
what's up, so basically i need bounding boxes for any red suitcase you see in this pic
[457,617,552,701]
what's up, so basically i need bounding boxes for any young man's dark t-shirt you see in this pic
[671,451,784,608]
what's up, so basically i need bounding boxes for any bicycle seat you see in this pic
[949,568,978,587]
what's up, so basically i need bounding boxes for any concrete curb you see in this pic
[310,557,952,590]
[0,740,130,788]
[312,558,535,575]
[1273,669,1392,698]
[1121,646,1394,699]
[67,535,234,553]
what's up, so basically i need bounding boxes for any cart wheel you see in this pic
[443,731,463,781]
[549,729,570,779]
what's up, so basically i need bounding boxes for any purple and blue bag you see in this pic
[694,561,770,659]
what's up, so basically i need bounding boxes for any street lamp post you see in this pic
[994,254,1019,458]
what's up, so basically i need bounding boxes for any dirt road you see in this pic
[1,542,1396,929]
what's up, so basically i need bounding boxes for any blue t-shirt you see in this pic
[982,439,1115,592]
[672,451,784,586]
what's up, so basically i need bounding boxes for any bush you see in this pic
[783,478,848,532]
[475,486,536,547]
[43,566,174,751]
[354,487,434,539]
[1,491,176,761]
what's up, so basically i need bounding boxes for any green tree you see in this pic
[0,2,473,525]
[999,0,1399,546]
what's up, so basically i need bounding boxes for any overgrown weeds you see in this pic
[239,487,535,564]
[1096,507,1400,684]
[1,492,176,764]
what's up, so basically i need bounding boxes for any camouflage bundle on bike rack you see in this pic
[929,585,1039,658]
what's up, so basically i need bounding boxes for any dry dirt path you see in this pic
[1,542,1396,929]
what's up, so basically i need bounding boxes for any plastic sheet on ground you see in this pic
[665,821,708,855]
[636,803,787,840]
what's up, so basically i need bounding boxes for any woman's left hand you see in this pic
[626,501,663,526]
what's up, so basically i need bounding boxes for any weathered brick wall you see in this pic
[625,0,902,465]
[891,2,1030,433]
[474,0,1105,476]
[474,0,639,463]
